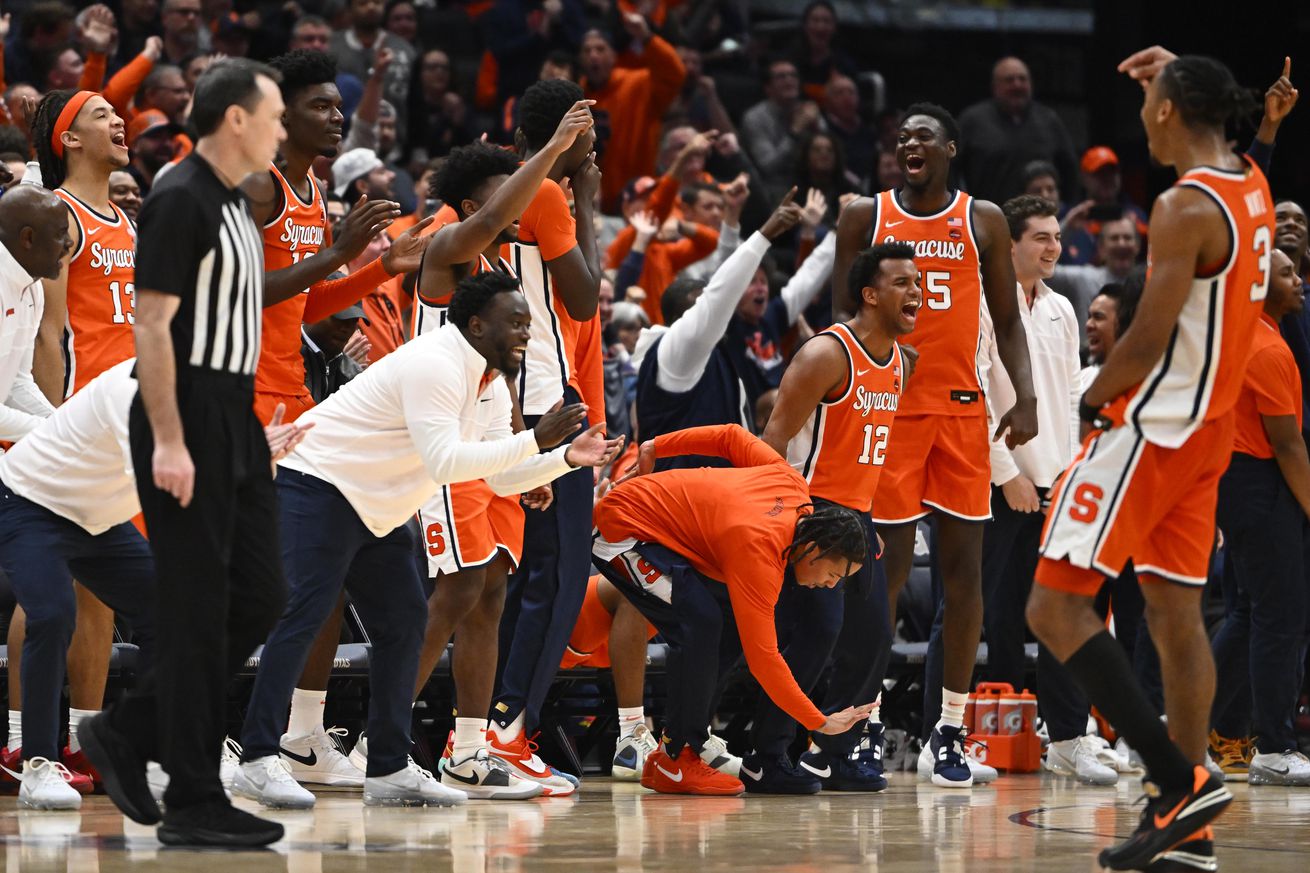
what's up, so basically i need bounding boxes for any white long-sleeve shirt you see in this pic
[979,279,1081,489]
[0,239,56,442]
[280,324,573,536]
[0,359,138,534]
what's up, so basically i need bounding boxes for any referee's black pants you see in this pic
[109,372,287,811]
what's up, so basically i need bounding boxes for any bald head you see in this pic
[992,56,1032,115]
[0,185,74,280]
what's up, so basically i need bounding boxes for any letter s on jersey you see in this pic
[1068,483,1104,524]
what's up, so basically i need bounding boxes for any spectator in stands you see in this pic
[302,305,370,403]
[404,49,474,164]
[875,150,902,193]
[823,74,877,186]
[794,131,858,227]
[790,1,857,103]
[329,0,416,130]
[1273,200,1310,444]
[115,0,162,67]
[668,45,737,136]
[482,0,587,107]
[0,153,25,187]
[289,16,333,53]
[387,157,442,239]
[125,109,181,193]
[375,101,417,214]
[580,13,686,213]
[36,46,85,92]
[346,230,407,363]
[958,56,1077,207]
[1021,159,1061,209]
[108,170,143,220]
[333,147,397,203]
[6,2,76,86]
[159,0,203,64]
[741,59,825,202]
[5,84,42,138]
[212,19,252,59]
[1048,214,1141,346]
[182,52,218,91]
[1058,147,1150,266]
[383,0,419,51]
[140,65,190,125]
[681,172,749,284]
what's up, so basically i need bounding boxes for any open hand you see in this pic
[381,214,437,274]
[815,703,875,735]
[564,424,625,468]
[521,484,555,511]
[342,330,371,368]
[334,197,402,263]
[616,439,656,484]
[546,100,597,155]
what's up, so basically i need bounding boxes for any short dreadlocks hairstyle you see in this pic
[783,503,869,573]
[431,141,520,219]
[518,78,585,151]
[268,49,338,102]
[448,271,522,330]
[31,88,78,189]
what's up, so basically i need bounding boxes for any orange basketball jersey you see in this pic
[255,164,329,399]
[869,189,983,417]
[56,190,137,397]
[786,325,904,513]
[1121,157,1274,448]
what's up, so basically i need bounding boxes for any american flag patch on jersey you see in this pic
[947,217,963,227]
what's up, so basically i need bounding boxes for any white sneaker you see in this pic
[916,739,998,784]
[146,761,168,804]
[220,736,242,792]
[1044,736,1118,785]
[349,733,368,773]
[280,726,365,787]
[1114,737,1144,773]
[612,724,658,781]
[231,755,316,809]
[17,758,82,810]
[364,757,467,806]
[699,731,742,778]
[442,749,542,799]
[1249,749,1310,786]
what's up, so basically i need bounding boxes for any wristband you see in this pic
[1079,396,1103,425]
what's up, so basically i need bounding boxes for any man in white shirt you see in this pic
[0,360,310,811]
[0,186,72,440]
[233,272,621,810]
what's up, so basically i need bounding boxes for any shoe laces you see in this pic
[702,733,730,759]
[406,756,437,781]
[27,757,76,784]
[257,755,299,783]
[630,725,658,754]
[322,726,351,754]
[222,736,243,764]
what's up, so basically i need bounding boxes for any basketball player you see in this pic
[401,103,596,799]
[1027,50,1269,871]
[592,423,874,796]
[241,50,429,788]
[741,242,917,794]
[832,102,1038,787]
[234,268,621,810]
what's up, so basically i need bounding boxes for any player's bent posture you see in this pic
[233,272,621,810]
[1027,50,1270,871]
[833,102,1038,788]
[742,242,918,794]
[0,361,308,810]
[592,424,873,796]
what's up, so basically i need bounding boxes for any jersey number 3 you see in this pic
[858,424,889,466]
[1251,225,1271,302]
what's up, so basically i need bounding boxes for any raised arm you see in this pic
[831,197,875,320]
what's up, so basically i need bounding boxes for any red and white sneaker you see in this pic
[2,746,93,795]
[640,746,744,796]
[486,731,576,796]
[62,746,101,793]
[438,730,455,774]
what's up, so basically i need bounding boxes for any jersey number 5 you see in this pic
[858,423,889,466]
[108,281,135,325]
[924,271,951,310]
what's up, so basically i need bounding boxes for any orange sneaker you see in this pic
[640,746,744,796]
[486,731,576,796]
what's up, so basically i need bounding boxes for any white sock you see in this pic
[68,708,98,754]
[287,688,326,738]
[7,710,20,751]
[618,706,644,740]
[868,694,882,726]
[452,718,486,760]
[936,689,969,731]
[494,712,525,743]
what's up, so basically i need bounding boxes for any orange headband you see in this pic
[51,91,97,159]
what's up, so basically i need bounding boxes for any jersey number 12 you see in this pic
[858,423,889,466]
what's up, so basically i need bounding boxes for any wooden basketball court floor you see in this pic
[1,776,1306,872]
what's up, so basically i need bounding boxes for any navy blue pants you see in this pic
[0,485,157,761]
[1211,453,1310,752]
[751,512,891,756]
[493,386,594,732]
[241,469,426,777]
[596,542,741,755]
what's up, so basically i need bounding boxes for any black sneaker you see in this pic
[1142,827,1217,872]
[853,723,886,777]
[77,712,160,825]
[739,752,821,795]
[158,799,285,847]
[800,748,888,792]
[1098,767,1231,871]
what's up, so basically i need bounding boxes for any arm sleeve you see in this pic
[605,225,635,269]
[1246,137,1274,175]
[633,35,686,117]
[648,173,680,223]
[102,51,156,116]
[725,567,826,729]
[521,181,577,261]
[482,384,573,493]
[779,231,836,324]
[652,423,782,469]
[655,231,771,393]
[302,258,392,323]
[78,50,107,91]
[665,224,718,272]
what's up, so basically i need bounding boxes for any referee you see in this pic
[80,59,290,848]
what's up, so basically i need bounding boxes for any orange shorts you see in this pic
[253,390,315,425]
[1036,415,1233,596]
[417,479,525,578]
[872,413,991,524]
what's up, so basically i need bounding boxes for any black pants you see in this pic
[108,373,286,811]
[595,542,741,755]
[924,485,1088,741]
[1211,453,1310,752]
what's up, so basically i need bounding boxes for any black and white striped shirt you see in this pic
[135,154,264,378]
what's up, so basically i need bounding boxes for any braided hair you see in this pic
[783,502,869,572]
[31,88,78,190]
[1157,56,1258,131]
